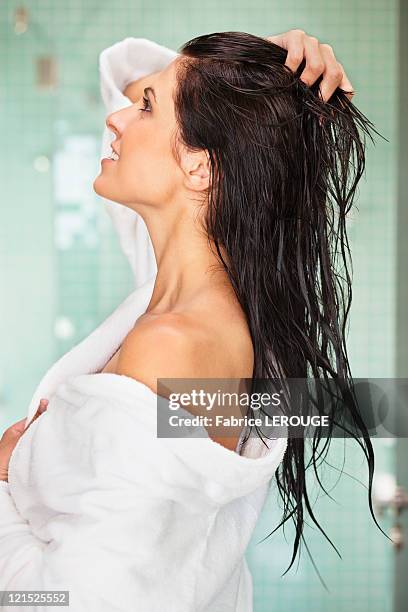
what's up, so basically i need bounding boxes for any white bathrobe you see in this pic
[0,38,288,611]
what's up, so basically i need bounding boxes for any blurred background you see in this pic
[0,1,406,611]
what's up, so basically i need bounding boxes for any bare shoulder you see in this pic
[115,313,205,396]
[115,304,253,452]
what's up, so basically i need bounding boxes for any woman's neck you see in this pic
[139,205,230,314]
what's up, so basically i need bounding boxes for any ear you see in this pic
[180,149,211,192]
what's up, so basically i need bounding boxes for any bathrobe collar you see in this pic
[25,275,155,427]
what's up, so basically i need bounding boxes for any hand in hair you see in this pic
[266,29,354,102]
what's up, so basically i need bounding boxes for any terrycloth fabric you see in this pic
[1,373,287,611]
[0,37,288,611]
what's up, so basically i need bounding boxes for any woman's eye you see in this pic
[139,96,151,113]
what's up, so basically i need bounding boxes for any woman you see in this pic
[0,29,377,611]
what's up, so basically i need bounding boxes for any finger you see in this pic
[2,418,27,439]
[298,36,325,87]
[39,398,49,413]
[266,30,306,72]
[12,420,27,435]
[318,45,348,102]
[23,401,49,432]
[31,404,46,423]
[12,418,27,431]
[283,30,306,73]
[337,62,355,101]
[265,32,287,46]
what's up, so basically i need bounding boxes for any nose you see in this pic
[105,104,135,139]
[105,111,120,138]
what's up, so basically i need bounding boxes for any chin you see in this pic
[93,178,130,206]
[93,175,113,199]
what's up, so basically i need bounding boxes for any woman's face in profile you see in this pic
[93,58,183,209]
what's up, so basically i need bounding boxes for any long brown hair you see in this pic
[171,30,387,575]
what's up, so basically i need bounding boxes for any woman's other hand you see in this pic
[0,399,49,482]
[266,29,355,102]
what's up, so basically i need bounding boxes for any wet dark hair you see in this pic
[172,31,387,577]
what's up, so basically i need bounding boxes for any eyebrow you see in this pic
[144,87,157,104]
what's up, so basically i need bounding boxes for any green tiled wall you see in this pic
[1,1,397,611]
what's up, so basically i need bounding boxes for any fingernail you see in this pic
[39,399,48,412]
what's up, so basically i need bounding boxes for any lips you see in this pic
[101,142,120,163]
[107,146,120,161]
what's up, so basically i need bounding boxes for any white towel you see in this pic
[0,37,288,611]
[1,373,287,611]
